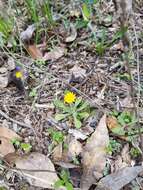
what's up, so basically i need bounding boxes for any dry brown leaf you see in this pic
[120,95,134,108]
[15,152,59,189]
[52,142,63,162]
[0,137,15,157]
[81,114,109,190]
[96,166,143,190]
[111,41,124,51]
[0,76,9,88]
[121,144,131,165]
[25,44,43,59]
[114,155,128,172]
[65,24,77,43]
[68,129,87,140]
[43,46,65,61]
[106,116,119,130]
[70,65,86,83]
[0,126,21,141]
[68,139,82,160]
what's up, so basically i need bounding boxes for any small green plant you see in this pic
[48,129,64,144]
[106,139,121,155]
[0,16,13,46]
[41,0,54,26]
[12,139,32,153]
[54,170,73,190]
[25,0,39,23]
[20,143,32,153]
[29,88,37,97]
[109,111,138,137]
[130,147,141,158]
[54,92,90,128]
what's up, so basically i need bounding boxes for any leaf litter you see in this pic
[0,0,143,189]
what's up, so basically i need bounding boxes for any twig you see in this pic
[0,110,36,135]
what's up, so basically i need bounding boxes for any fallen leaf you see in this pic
[0,75,9,88]
[52,142,63,162]
[121,144,131,165]
[69,65,86,83]
[0,67,8,88]
[20,24,36,42]
[15,152,59,189]
[119,95,134,108]
[81,114,109,190]
[68,139,82,160]
[55,161,80,169]
[96,166,143,190]
[68,129,87,140]
[7,57,16,71]
[111,41,124,51]
[43,46,65,61]
[26,44,43,59]
[106,116,119,130]
[65,24,77,43]
[0,126,22,141]
[0,137,15,157]
[114,155,128,172]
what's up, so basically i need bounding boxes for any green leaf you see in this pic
[74,97,82,108]
[112,127,125,136]
[77,101,89,111]
[82,3,91,21]
[74,117,82,128]
[54,99,71,112]
[55,113,67,121]
[54,99,66,109]
[29,88,37,97]
[54,179,64,188]
[78,112,89,119]
[65,182,74,190]
[20,143,32,152]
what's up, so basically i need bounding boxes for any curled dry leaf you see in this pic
[65,24,77,43]
[0,137,15,157]
[43,46,65,61]
[81,114,109,190]
[15,152,59,189]
[96,166,143,190]
[69,65,86,83]
[20,24,36,42]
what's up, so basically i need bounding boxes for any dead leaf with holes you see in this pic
[81,114,109,190]
[15,152,59,189]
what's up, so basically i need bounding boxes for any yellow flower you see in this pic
[15,71,23,79]
[64,92,76,104]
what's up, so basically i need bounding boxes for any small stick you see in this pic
[0,110,36,135]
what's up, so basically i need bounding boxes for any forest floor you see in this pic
[0,0,143,190]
